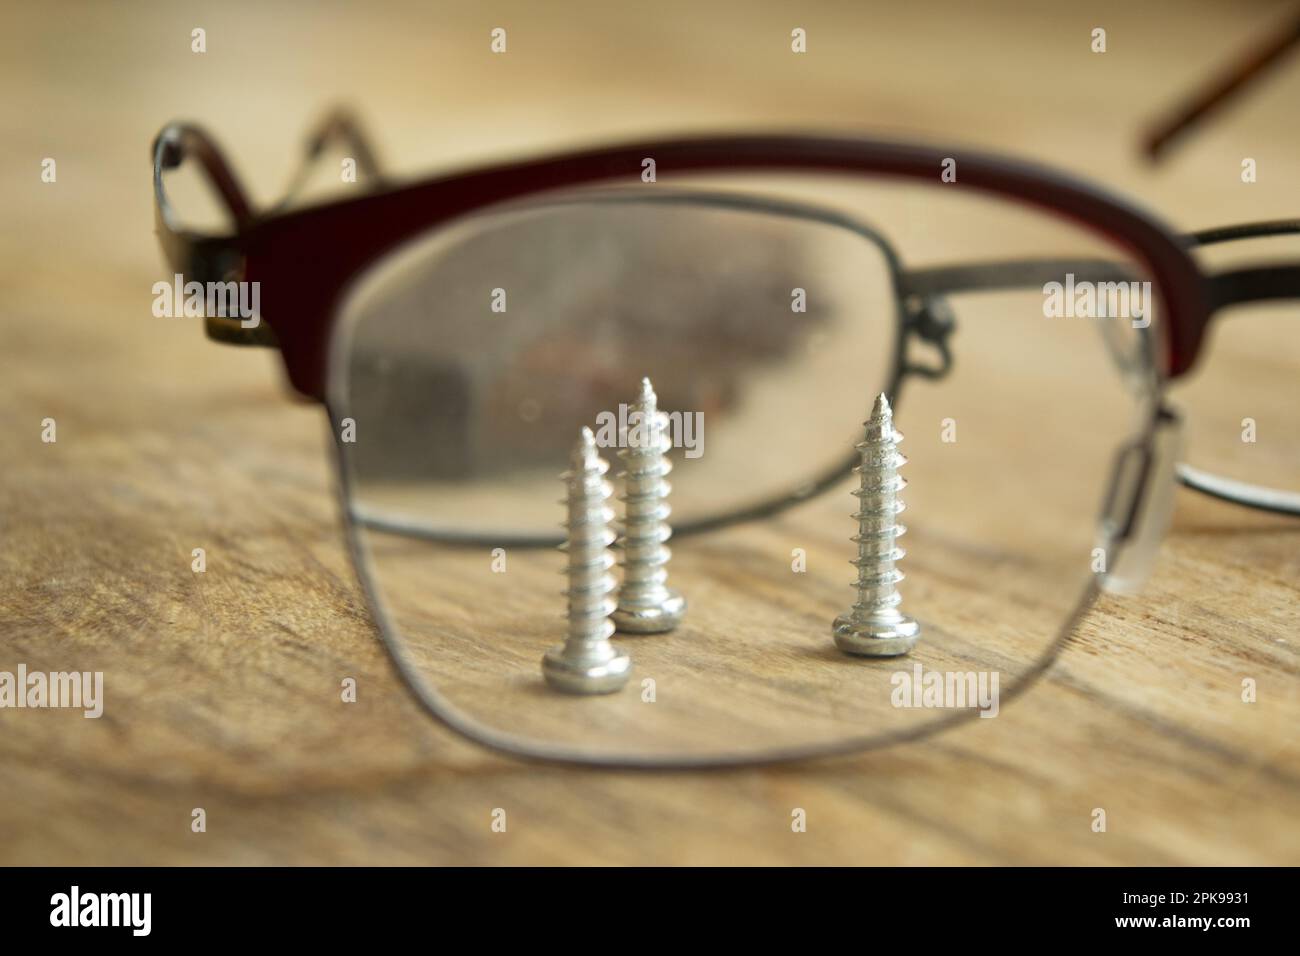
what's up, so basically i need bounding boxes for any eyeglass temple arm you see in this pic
[152,124,278,346]
[901,258,1135,298]
[271,107,386,212]
[1143,8,1300,161]
[906,250,1300,316]
[1185,219,1300,310]
[1204,264,1300,312]
[153,110,386,232]
[152,122,256,234]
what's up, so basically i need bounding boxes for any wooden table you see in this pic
[2,0,1297,864]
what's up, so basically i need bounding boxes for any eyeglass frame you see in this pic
[150,111,1300,768]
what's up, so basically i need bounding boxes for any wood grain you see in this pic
[1,0,1297,864]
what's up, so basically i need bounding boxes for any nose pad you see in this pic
[1097,406,1184,595]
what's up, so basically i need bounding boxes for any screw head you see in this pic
[542,645,632,694]
[832,614,920,657]
[612,590,686,634]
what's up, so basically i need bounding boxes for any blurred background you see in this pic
[1,0,1297,864]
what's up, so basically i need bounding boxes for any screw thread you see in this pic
[846,394,910,623]
[560,428,618,658]
[616,378,675,612]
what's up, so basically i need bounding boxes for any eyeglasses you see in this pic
[150,97,1299,767]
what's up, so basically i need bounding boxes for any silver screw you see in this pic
[833,392,921,657]
[612,377,686,634]
[542,427,632,694]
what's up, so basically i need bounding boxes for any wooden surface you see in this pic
[2,0,1298,864]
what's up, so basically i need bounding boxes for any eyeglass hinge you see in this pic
[901,293,955,380]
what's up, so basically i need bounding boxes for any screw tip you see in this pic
[865,392,895,428]
[572,426,602,467]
